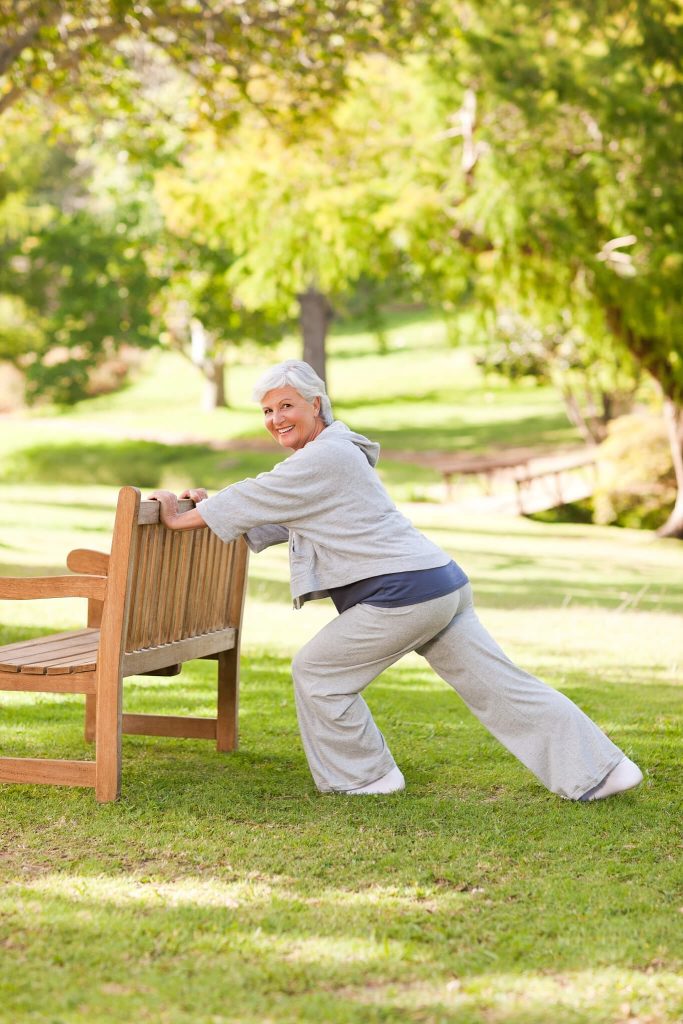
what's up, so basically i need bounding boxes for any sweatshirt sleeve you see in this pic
[242,524,289,553]
[196,443,337,544]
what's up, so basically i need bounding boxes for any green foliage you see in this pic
[426,0,683,404]
[594,413,676,530]
[0,294,45,361]
[155,242,285,369]
[154,56,457,320]
[0,110,159,404]
[0,2,425,125]
[477,310,642,443]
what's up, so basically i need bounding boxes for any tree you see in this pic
[413,0,683,534]
[476,310,642,445]
[156,243,284,410]
[0,1,427,123]
[154,56,456,381]
[0,108,159,403]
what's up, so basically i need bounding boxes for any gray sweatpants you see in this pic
[291,584,624,799]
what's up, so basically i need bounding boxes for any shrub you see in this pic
[593,413,676,529]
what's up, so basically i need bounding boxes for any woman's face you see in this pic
[260,386,324,451]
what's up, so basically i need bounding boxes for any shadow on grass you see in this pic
[470,576,683,614]
[336,390,443,411]
[3,875,677,1024]
[353,413,579,453]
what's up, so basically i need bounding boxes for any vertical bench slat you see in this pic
[182,529,200,640]
[229,540,248,628]
[190,529,210,637]
[181,530,198,641]
[138,524,161,650]
[171,531,193,639]
[126,527,148,651]
[219,540,235,626]
[195,533,215,636]
[205,534,223,633]
[223,543,237,627]
[161,531,182,644]
[211,540,230,632]
[152,529,173,648]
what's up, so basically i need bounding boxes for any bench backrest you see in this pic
[126,500,245,653]
[102,487,248,669]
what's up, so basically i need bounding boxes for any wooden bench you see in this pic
[512,448,598,514]
[386,445,598,511]
[0,486,249,802]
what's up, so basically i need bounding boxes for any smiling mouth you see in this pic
[277,426,294,435]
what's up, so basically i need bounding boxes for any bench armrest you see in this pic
[0,575,107,601]
[66,549,110,575]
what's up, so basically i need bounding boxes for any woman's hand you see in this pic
[179,487,209,503]
[147,489,180,526]
[147,489,208,532]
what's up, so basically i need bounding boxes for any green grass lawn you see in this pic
[0,316,681,1023]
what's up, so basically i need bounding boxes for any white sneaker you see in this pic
[583,757,643,801]
[345,765,405,795]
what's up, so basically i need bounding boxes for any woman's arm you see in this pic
[147,490,208,531]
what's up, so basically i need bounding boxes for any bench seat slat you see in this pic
[0,639,100,667]
[0,629,100,674]
[0,628,97,657]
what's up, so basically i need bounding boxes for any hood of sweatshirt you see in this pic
[320,419,380,467]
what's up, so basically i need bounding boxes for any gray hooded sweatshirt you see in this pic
[197,420,450,608]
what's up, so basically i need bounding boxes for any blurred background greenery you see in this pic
[1,1,682,534]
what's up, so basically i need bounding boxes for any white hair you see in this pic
[252,359,334,425]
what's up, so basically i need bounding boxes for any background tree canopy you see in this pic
[0,0,682,532]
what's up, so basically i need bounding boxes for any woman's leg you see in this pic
[292,592,460,792]
[417,584,625,800]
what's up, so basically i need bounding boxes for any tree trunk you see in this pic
[657,398,683,538]
[560,386,603,443]
[200,354,227,412]
[190,318,228,411]
[298,287,333,383]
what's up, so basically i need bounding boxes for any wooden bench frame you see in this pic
[429,447,597,510]
[512,448,598,514]
[0,486,249,802]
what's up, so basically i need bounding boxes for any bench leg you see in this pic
[216,647,239,752]
[84,694,96,743]
[95,665,122,802]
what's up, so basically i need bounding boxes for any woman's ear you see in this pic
[314,397,321,416]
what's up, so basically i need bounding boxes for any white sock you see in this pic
[345,765,405,795]
[582,757,643,801]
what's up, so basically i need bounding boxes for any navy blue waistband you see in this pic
[328,560,468,614]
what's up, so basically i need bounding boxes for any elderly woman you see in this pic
[149,360,643,800]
